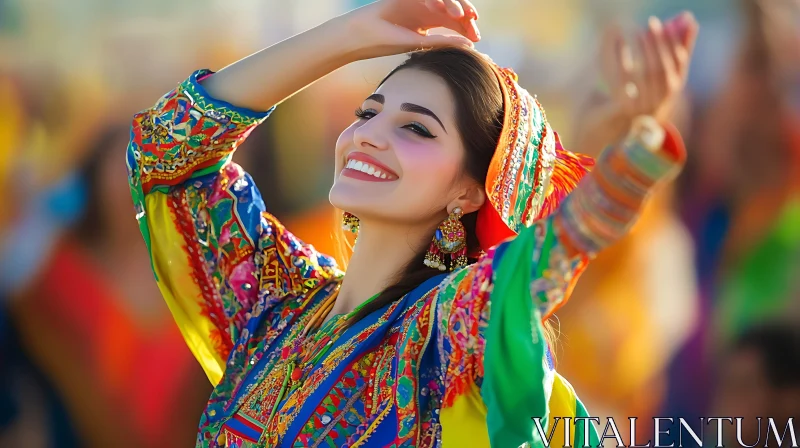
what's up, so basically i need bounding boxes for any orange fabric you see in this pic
[10,239,209,447]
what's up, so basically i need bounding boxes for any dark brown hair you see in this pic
[346,47,504,323]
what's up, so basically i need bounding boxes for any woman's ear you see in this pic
[449,183,486,214]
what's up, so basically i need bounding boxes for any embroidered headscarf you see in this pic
[475,63,595,253]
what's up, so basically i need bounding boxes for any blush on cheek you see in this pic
[396,143,460,185]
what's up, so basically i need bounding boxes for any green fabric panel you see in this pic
[574,397,600,448]
[482,220,552,448]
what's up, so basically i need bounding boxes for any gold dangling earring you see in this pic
[424,207,468,271]
[342,211,360,234]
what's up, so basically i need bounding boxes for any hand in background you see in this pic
[573,12,699,156]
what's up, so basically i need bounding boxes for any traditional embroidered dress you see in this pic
[127,61,685,447]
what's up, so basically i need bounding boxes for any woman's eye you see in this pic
[355,107,376,119]
[355,109,436,139]
[403,122,436,139]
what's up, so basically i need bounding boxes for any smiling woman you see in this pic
[125,0,695,446]
[331,48,504,324]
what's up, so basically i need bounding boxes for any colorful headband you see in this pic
[475,63,595,254]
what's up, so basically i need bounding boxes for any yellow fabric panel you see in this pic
[440,374,578,448]
[440,382,490,448]
[145,193,226,385]
[548,373,578,448]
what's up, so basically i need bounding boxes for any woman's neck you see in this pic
[330,219,434,318]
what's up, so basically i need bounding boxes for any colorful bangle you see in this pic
[557,117,685,255]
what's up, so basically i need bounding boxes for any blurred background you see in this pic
[1,0,799,446]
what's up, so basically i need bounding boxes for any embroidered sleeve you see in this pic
[126,70,339,385]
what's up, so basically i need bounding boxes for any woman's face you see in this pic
[330,68,478,227]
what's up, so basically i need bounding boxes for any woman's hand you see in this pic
[340,0,481,60]
[201,0,480,113]
[573,13,699,156]
[602,12,698,122]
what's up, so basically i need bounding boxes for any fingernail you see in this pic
[665,20,677,36]
[677,11,693,27]
[676,17,689,34]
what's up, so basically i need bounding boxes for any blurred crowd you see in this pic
[1,0,799,447]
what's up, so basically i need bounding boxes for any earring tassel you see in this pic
[452,246,468,270]
[424,244,446,270]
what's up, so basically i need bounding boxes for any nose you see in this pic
[352,116,389,151]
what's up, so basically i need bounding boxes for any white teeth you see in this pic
[345,157,394,179]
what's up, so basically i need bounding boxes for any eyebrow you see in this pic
[366,94,385,104]
[365,94,447,134]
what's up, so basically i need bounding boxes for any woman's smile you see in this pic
[341,151,400,182]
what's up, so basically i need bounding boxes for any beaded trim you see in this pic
[486,66,555,234]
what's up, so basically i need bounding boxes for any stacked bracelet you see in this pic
[558,116,685,256]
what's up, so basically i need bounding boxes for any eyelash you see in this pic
[354,107,436,139]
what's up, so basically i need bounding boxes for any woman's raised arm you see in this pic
[201,0,481,111]
[127,0,482,385]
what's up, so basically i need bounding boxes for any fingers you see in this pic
[649,17,677,76]
[606,26,635,87]
[664,18,688,77]
[442,0,465,18]
[456,0,480,39]
[431,16,478,42]
[597,13,697,123]
[464,17,480,41]
[634,15,692,114]
[664,12,698,76]
[649,17,677,96]
[425,0,447,13]
[422,0,480,42]
[675,11,699,51]
[602,25,638,115]
[459,0,479,20]
[635,31,657,113]
[678,12,699,69]
[418,32,475,50]
[444,0,481,41]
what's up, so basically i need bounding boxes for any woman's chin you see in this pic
[328,185,377,215]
